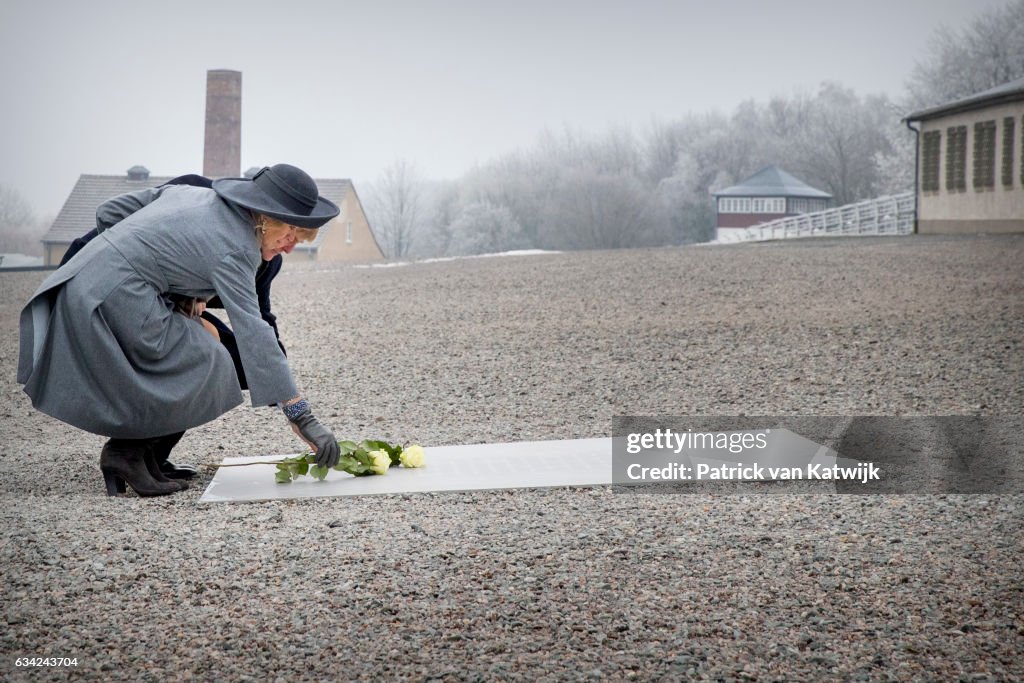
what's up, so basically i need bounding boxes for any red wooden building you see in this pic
[712,166,831,240]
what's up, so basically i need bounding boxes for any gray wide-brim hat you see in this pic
[212,163,340,229]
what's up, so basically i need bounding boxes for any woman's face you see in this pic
[259,218,316,260]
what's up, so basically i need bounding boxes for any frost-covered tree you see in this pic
[788,83,893,205]
[447,200,529,256]
[653,151,716,244]
[643,120,685,185]
[539,168,671,250]
[0,184,34,233]
[0,184,45,257]
[411,181,460,257]
[537,125,643,176]
[907,0,1024,108]
[874,114,917,196]
[365,159,421,258]
[464,152,552,248]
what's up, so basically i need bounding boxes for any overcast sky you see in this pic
[0,0,1009,217]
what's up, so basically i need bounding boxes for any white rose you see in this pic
[399,445,425,468]
[369,449,391,475]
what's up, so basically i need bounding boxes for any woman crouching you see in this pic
[17,164,341,496]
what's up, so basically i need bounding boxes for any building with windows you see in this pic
[41,166,174,265]
[712,166,832,241]
[41,167,383,266]
[281,176,383,262]
[905,77,1024,234]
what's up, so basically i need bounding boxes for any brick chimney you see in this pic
[203,69,241,178]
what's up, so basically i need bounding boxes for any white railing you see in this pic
[720,192,915,243]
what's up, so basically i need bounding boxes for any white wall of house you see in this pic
[917,101,1024,234]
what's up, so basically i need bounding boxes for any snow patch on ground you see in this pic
[352,249,560,269]
[0,253,45,268]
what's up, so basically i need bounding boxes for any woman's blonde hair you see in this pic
[254,214,318,244]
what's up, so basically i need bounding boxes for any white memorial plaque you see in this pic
[200,437,614,503]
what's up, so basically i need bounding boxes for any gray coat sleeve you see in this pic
[210,250,299,407]
[95,186,169,233]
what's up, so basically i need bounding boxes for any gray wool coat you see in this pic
[17,185,299,438]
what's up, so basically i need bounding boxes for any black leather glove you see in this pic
[289,407,340,469]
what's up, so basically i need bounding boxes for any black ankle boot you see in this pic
[152,432,198,480]
[142,443,188,491]
[100,439,180,497]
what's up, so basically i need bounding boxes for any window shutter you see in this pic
[1002,117,1015,188]
[973,120,996,190]
[922,131,941,192]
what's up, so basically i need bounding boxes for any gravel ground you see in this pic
[1,234,1022,682]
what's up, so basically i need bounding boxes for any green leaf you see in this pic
[295,461,309,476]
[337,440,358,455]
[309,465,329,481]
[360,439,397,455]
[334,455,360,472]
[275,470,293,484]
[348,457,373,475]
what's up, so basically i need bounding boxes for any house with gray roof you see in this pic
[904,77,1024,234]
[711,166,832,240]
[40,166,384,266]
[280,176,384,264]
[41,166,173,265]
